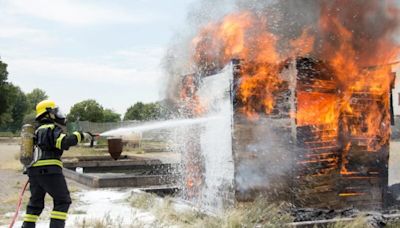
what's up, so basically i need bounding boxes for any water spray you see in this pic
[100,116,224,138]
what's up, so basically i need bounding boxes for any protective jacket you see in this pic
[22,120,84,228]
[30,121,82,169]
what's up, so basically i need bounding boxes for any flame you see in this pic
[183,1,400,198]
[179,74,205,116]
[191,12,283,117]
[296,92,338,126]
[289,28,315,57]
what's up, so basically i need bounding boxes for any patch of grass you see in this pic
[150,198,220,227]
[66,147,109,157]
[95,137,108,146]
[141,140,168,151]
[125,149,145,154]
[218,198,293,228]
[69,185,78,193]
[129,192,157,209]
[148,195,292,227]
[0,132,18,137]
[151,196,182,223]
[150,196,216,227]
[65,139,170,157]
[123,139,170,154]
[387,219,400,228]
[74,212,124,228]
[128,218,154,228]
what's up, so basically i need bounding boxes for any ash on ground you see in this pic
[289,206,400,228]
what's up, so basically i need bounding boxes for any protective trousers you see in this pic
[22,167,71,228]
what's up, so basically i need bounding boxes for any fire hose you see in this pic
[9,179,29,228]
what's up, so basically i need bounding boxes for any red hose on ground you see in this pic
[9,180,29,228]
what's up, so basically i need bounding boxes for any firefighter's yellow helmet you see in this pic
[36,100,56,118]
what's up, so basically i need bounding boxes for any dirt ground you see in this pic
[0,139,27,221]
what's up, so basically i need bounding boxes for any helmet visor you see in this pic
[53,107,66,120]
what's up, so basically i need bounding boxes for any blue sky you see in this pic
[0,0,196,115]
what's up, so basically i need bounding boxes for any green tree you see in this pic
[67,99,104,122]
[0,84,29,132]
[124,102,161,121]
[103,109,121,122]
[124,102,145,121]
[143,102,160,120]
[26,88,48,111]
[9,85,29,131]
[22,111,37,126]
[0,60,9,120]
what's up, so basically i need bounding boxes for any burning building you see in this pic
[166,1,400,211]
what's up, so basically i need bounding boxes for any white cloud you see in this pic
[0,23,56,45]
[112,47,166,69]
[2,0,156,26]
[7,57,162,85]
[0,26,37,38]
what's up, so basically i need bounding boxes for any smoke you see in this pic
[162,0,400,100]
[234,118,294,198]
[316,1,399,66]
[160,0,234,100]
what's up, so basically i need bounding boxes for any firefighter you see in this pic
[22,100,92,228]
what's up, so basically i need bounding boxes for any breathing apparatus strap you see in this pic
[37,124,55,130]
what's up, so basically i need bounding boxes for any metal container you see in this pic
[20,124,35,166]
[107,138,123,160]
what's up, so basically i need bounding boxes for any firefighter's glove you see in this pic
[82,132,93,142]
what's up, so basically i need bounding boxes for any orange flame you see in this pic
[296,92,338,126]
[185,2,400,183]
[191,12,283,117]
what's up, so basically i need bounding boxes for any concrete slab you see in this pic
[62,155,179,189]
